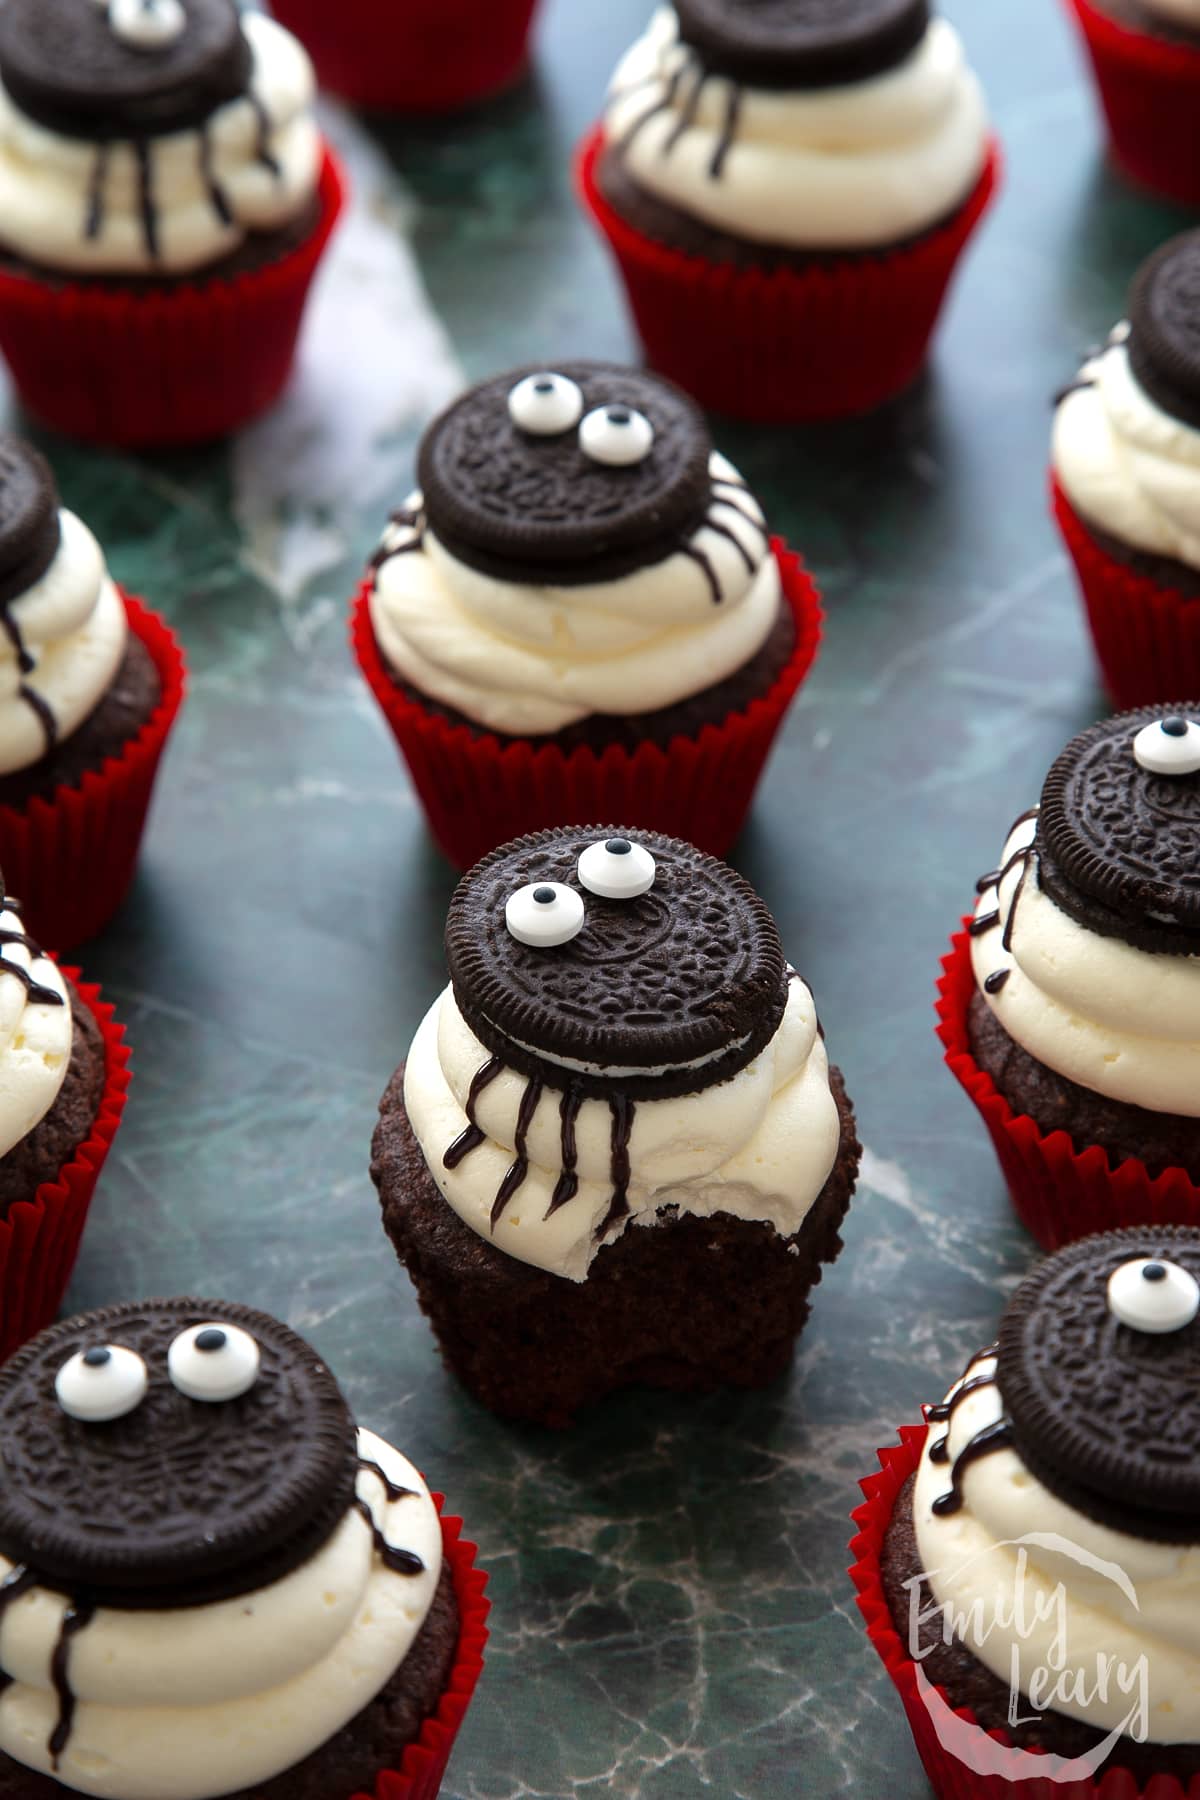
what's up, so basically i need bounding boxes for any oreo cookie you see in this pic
[1127,230,1200,433]
[445,827,788,1101]
[417,362,713,587]
[0,1298,359,1607]
[0,437,60,610]
[997,1228,1200,1541]
[1037,705,1200,954]
[674,0,930,89]
[0,0,251,140]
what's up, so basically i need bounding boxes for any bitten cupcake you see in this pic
[1065,0,1200,207]
[0,436,185,950]
[576,0,999,421]
[938,706,1200,1250]
[352,361,821,868]
[0,1295,488,1798]
[1053,233,1200,710]
[852,1227,1200,1795]
[372,826,861,1427]
[0,0,344,447]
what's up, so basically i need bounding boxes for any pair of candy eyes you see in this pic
[1133,716,1200,775]
[90,0,187,49]
[506,837,655,947]
[507,375,655,467]
[55,1323,260,1423]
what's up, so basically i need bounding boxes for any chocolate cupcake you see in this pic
[0,1295,488,1799]
[0,0,344,444]
[576,0,999,419]
[372,825,861,1426]
[1065,0,1200,209]
[352,360,822,868]
[855,1227,1200,1794]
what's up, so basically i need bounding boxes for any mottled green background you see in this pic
[19,1,1197,1793]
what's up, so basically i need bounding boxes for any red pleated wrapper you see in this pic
[937,925,1200,1251]
[1052,474,1200,711]
[0,594,187,954]
[851,1425,1200,1799]
[0,965,130,1364]
[351,1503,489,1800]
[270,0,539,111]
[0,148,345,448]
[351,538,821,869]
[1065,0,1200,208]
[575,126,1001,422]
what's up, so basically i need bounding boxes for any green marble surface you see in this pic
[14,2,1198,1794]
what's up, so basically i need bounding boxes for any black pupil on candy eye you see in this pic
[533,887,556,905]
[606,839,632,855]
[606,408,631,426]
[195,1329,228,1352]
[82,1347,111,1368]
[533,380,554,395]
[1143,1263,1168,1283]
[1161,718,1189,738]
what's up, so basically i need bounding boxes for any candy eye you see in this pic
[168,1323,261,1402]
[578,837,656,899]
[1108,1257,1200,1334]
[55,1345,148,1423]
[505,882,584,947]
[507,373,583,436]
[107,0,187,47]
[1132,715,1200,775]
[578,405,654,467]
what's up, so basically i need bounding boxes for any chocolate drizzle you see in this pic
[49,1599,95,1769]
[371,505,427,577]
[198,122,233,228]
[351,1497,425,1578]
[680,540,722,605]
[596,1094,635,1240]
[85,142,110,240]
[545,1088,583,1217]
[443,1054,502,1170]
[973,808,1039,995]
[0,897,65,1008]
[710,82,741,179]
[0,597,59,755]
[133,139,159,259]
[248,93,281,177]
[356,1456,413,1504]
[612,44,751,180]
[926,1344,1014,1517]
[491,1073,543,1227]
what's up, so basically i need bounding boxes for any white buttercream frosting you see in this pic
[403,972,841,1282]
[971,811,1200,1118]
[913,1358,1200,1743]
[0,901,71,1159]
[369,453,779,736]
[1053,330,1200,574]
[601,7,990,251]
[0,14,320,276]
[0,1428,443,1800]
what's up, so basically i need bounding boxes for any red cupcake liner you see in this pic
[351,539,821,869]
[0,965,130,1364]
[354,1501,489,1800]
[1052,474,1200,710]
[0,594,187,954]
[575,125,1001,422]
[851,1425,1198,1798]
[937,925,1200,1251]
[1065,0,1200,208]
[270,0,539,111]
[0,147,345,448]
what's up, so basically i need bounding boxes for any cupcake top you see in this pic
[970,707,1200,1119]
[913,1227,1200,1742]
[402,825,842,1280]
[0,877,71,1158]
[0,1296,443,1798]
[600,0,989,251]
[1053,231,1200,573]
[368,361,781,736]
[0,0,319,275]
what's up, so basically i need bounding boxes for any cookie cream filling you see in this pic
[0,1429,442,1800]
[913,1357,1200,1742]
[602,8,989,250]
[0,899,71,1157]
[0,14,319,275]
[971,811,1200,1118]
[1053,330,1200,572]
[403,970,841,1281]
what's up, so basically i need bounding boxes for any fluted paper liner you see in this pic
[1065,0,1200,208]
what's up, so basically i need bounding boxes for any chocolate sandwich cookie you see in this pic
[0,439,60,607]
[1127,231,1200,434]
[674,0,930,89]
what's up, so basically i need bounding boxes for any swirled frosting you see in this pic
[1053,330,1200,573]
[369,453,779,735]
[0,898,70,1158]
[0,1428,442,1800]
[0,14,319,276]
[403,969,841,1281]
[601,7,989,251]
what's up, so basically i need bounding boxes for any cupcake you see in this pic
[0,436,185,950]
[267,0,540,112]
[0,0,344,447]
[1053,232,1200,710]
[372,825,861,1427]
[852,1227,1200,1794]
[351,361,822,868]
[0,891,129,1365]
[1065,0,1200,207]
[938,706,1200,1251]
[0,1295,488,1798]
[576,0,999,421]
